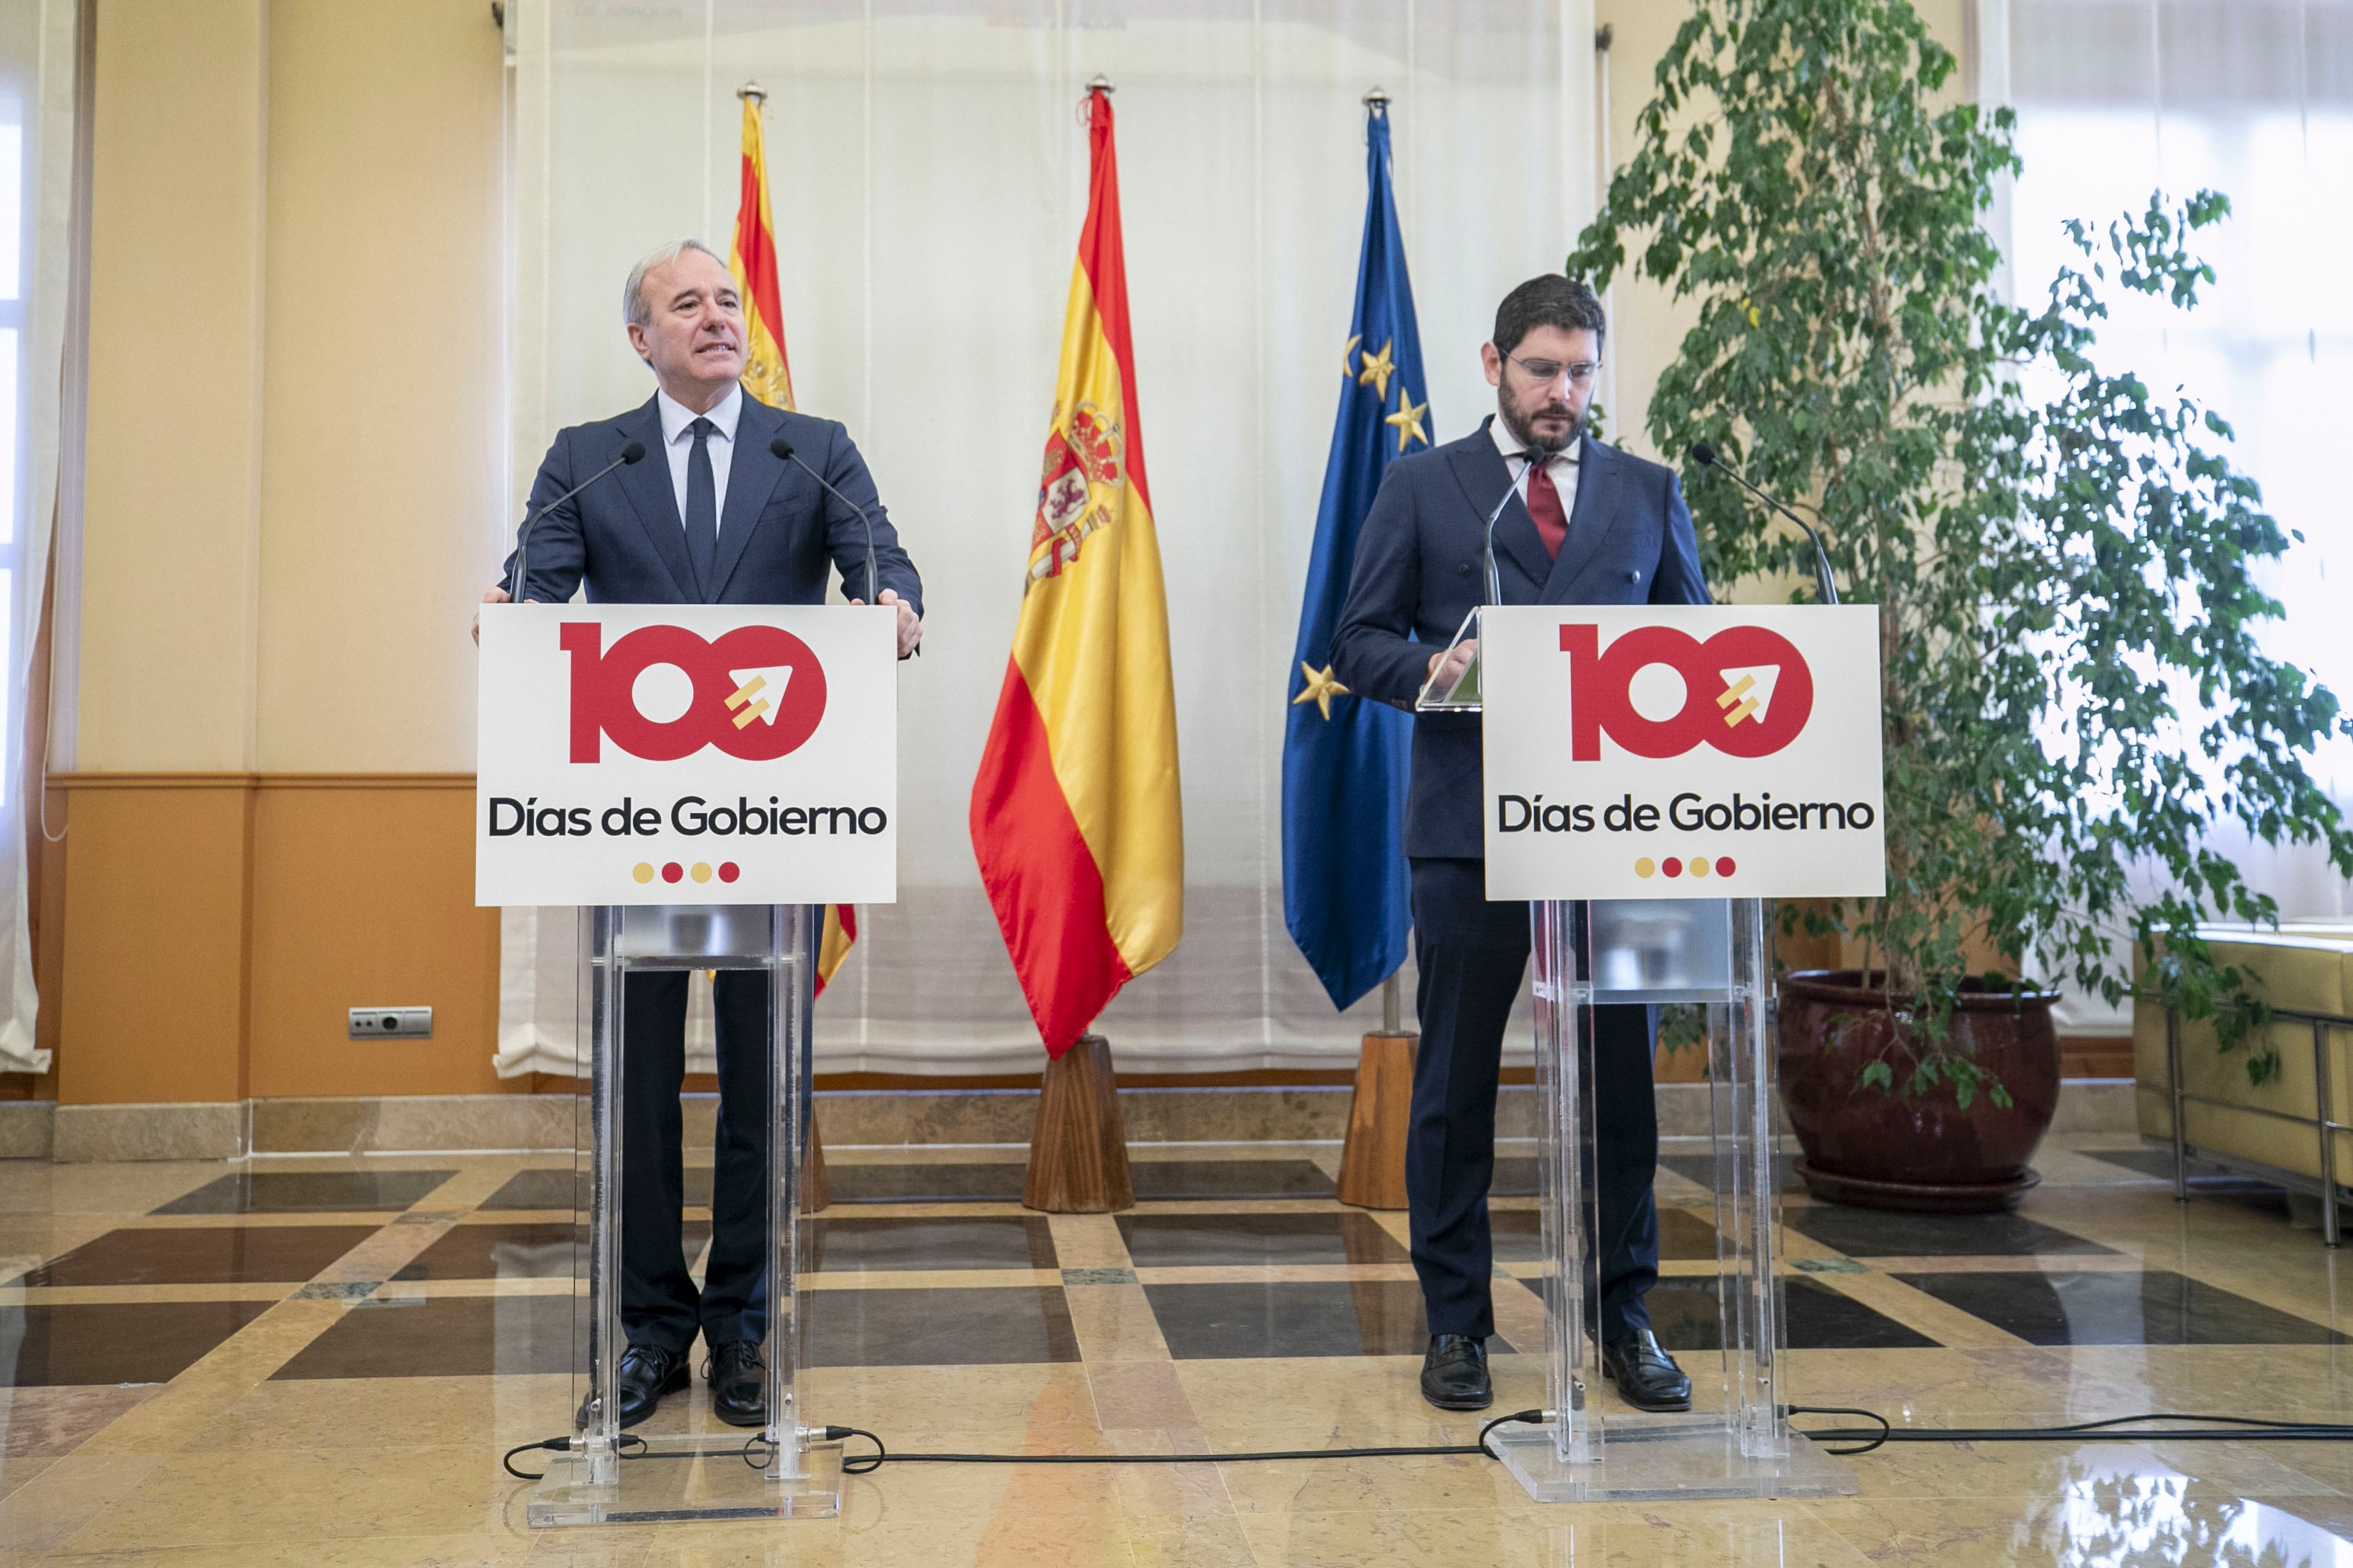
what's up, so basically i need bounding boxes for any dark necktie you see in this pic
[684,416,719,598]
[1522,451,1568,559]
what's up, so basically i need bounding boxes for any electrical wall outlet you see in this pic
[349,1007,433,1040]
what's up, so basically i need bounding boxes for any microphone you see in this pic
[771,438,880,614]
[1432,480,1520,703]
[1480,478,1521,607]
[507,440,646,603]
[1687,442,1839,606]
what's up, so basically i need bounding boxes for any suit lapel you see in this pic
[1540,434,1625,605]
[1446,420,1552,602]
[710,397,786,602]
[613,397,700,601]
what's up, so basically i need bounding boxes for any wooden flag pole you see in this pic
[1023,1034,1135,1213]
[1338,970,1416,1210]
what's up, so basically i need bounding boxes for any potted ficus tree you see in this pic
[1570,0,2353,1209]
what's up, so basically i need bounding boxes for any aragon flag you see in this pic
[730,83,855,993]
[813,904,856,997]
[969,84,1183,1056]
[1282,98,1427,1010]
[730,86,795,413]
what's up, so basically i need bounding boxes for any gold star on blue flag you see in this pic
[1291,661,1350,720]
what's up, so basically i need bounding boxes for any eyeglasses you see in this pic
[1506,354,1601,388]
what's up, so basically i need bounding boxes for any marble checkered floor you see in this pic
[0,1134,2350,1565]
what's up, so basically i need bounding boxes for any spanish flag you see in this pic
[733,86,854,991]
[730,86,795,413]
[969,84,1183,1058]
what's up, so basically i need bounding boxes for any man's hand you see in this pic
[852,588,924,658]
[1426,637,1478,694]
[472,585,538,644]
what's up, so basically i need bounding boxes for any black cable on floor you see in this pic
[1784,1405,1891,1455]
[506,1431,790,1481]
[502,1412,1551,1482]
[1784,1410,2353,1456]
[507,1408,2353,1483]
[503,1432,646,1480]
[826,1411,1548,1475]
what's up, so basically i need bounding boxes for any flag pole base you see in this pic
[1337,1031,1417,1210]
[801,1117,831,1214]
[1023,1035,1134,1213]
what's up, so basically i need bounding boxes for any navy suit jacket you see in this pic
[1330,418,1710,860]
[504,392,923,614]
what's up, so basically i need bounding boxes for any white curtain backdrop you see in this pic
[496,1,1594,1076]
[1997,0,2353,1033]
[0,1,77,1074]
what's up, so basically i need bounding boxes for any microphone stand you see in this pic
[1689,445,1839,606]
[1480,479,1519,609]
[1429,452,1531,709]
[507,443,645,603]
[771,439,878,613]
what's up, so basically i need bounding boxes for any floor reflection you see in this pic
[2039,1450,2353,1567]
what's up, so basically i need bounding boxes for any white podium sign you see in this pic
[1480,604,1885,901]
[475,603,897,907]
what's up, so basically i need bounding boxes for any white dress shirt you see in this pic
[1489,412,1581,520]
[656,383,744,531]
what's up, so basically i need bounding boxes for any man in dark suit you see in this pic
[483,238,923,1429]
[1331,275,1704,1414]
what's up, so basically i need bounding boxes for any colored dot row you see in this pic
[1634,855,1736,880]
[632,861,741,885]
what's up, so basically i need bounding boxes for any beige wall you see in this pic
[79,0,502,777]
[79,0,268,772]
[256,0,505,772]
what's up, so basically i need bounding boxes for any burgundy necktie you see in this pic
[1523,453,1568,559]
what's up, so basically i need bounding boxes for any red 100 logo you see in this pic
[560,623,828,763]
[1560,623,1814,761]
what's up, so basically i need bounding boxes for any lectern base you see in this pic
[1490,1417,1857,1504]
[527,1435,844,1526]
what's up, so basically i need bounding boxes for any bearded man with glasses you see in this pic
[1331,275,1710,1414]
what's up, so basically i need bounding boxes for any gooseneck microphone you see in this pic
[770,438,879,613]
[1480,480,1519,607]
[1687,442,1840,606]
[507,440,647,602]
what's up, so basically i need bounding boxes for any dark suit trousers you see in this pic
[620,964,812,1357]
[1407,858,1660,1342]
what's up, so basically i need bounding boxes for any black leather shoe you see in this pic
[1419,1334,1492,1411]
[614,1344,688,1428]
[707,1339,768,1428]
[1602,1329,1691,1412]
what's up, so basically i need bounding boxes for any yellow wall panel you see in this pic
[246,780,502,1098]
[79,0,267,770]
[56,784,252,1105]
[257,1,505,772]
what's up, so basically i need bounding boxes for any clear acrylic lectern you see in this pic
[1487,897,1853,1502]
[528,902,843,1526]
[1416,605,1851,1502]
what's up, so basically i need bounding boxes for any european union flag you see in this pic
[1282,100,1430,1011]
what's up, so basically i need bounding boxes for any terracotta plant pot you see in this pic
[1776,970,2063,1214]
